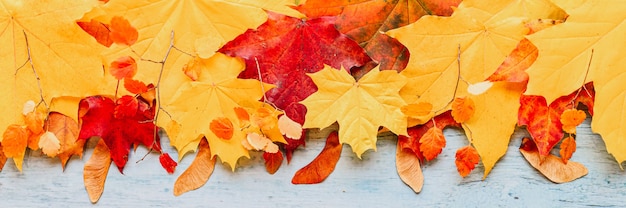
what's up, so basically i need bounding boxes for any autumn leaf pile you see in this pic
[0,0,624,202]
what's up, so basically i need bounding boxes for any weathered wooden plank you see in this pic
[0,119,624,206]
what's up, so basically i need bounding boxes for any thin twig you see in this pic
[18,31,49,110]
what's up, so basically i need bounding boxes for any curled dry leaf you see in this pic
[114,95,139,119]
[159,153,177,174]
[396,144,424,193]
[559,136,576,164]
[560,109,586,134]
[419,127,446,161]
[45,112,85,170]
[455,145,480,177]
[77,19,113,47]
[84,139,112,203]
[39,131,61,157]
[174,139,215,196]
[109,16,138,46]
[209,117,234,140]
[520,138,587,183]
[451,97,475,123]
[2,124,28,172]
[109,56,137,80]
[278,115,302,140]
[292,131,342,184]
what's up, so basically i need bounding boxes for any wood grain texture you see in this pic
[0,119,625,207]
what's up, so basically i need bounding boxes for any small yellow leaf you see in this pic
[278,115,302,140]
[84,139,112,203]
[246,133,270,151]
[38,131,61,157]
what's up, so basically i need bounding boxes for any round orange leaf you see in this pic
[209,117,234,140]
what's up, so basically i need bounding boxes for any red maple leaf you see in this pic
[219,12,371,160]
[78,96,162,173]
[296,0,461,72]
[397,111,460,161]
[518,83,594,159]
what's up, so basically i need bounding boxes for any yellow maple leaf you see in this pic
[163,53,272,170]
[0,0,107,138]
[301,66,407,158]
[525,0,626,167]
[81,0,304,106]
[386,0,566,176]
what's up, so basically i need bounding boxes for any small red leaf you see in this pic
[114,95,139,119]
[110,56,137,80]
[455,145,480,177]
[263,151,283,174]
[292,131,342,184]
[109,16,138,46]
[159,153,177,174]
[77,19,112,47]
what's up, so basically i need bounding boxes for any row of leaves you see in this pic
[0,0,621,203]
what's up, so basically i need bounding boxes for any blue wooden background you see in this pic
[1,118,625,207]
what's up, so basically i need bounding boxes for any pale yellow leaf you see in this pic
[278,115,303,140]
[39,131,61,157]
